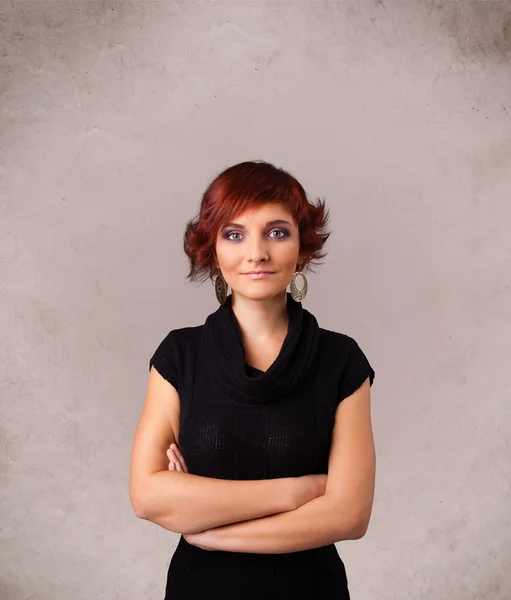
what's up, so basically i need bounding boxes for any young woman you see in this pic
[130,160,376,599]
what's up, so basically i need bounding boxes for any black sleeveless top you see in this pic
[149,292,375,600]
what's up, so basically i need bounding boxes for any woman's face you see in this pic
[214,202,303,300]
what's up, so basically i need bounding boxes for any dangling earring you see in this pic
[290,265,308,302]
[213,268,228,305]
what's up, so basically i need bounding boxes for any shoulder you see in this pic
[151,324,203,363]
[154,324,203,348]
[319,327,358,355]
[149,325,203,388]
[318,327,376,395]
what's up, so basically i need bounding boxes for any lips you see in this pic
[242,272,275,279]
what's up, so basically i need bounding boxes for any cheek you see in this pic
[216,248,241,272]
[279,245,301,266]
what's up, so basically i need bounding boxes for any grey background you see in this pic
[1,1,510,599]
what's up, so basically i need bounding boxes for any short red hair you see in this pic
[183,160,331,283]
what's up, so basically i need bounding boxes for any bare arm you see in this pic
[184,491,359,554]
[130,367,318,534]
[185,377,376,552]
[139,470,297,534]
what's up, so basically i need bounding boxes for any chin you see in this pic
[233,285,286,301]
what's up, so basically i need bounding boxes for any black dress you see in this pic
[149,292,375,600]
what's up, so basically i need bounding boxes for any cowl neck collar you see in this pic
[202,292,321,404]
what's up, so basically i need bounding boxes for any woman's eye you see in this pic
[224,229,289,241]
[226,231,242,241]
[269,229,288,238]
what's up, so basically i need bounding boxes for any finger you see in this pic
[168,446,187,474]
[170,444,189,474]
[167,449,183,472]
[170,452,183,472]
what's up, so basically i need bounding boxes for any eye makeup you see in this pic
[222,227,291,242]
[223,219,293,230]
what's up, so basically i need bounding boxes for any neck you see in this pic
[230,290,289,344]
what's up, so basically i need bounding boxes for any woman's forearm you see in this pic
[188,492,361,554]
[137,471,297,534]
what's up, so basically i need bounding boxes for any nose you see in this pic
[247,237,269,264]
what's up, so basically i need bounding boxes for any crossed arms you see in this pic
[129,367,375,554]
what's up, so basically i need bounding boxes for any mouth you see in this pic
[242,271,276,279]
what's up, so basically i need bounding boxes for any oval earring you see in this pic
[290,269,308,302]
[213,269,228,305]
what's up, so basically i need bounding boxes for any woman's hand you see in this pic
[167,443,189,473]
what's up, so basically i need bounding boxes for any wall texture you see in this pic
[1,1,510,598]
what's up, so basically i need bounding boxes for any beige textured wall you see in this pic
[1,1,510,598]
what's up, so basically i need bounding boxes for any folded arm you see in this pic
[136,470,296,534]
[130,367,297,534]
[186,489,361,554]
[187,377,376,553]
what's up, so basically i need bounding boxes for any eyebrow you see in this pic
[222,219,292,230]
